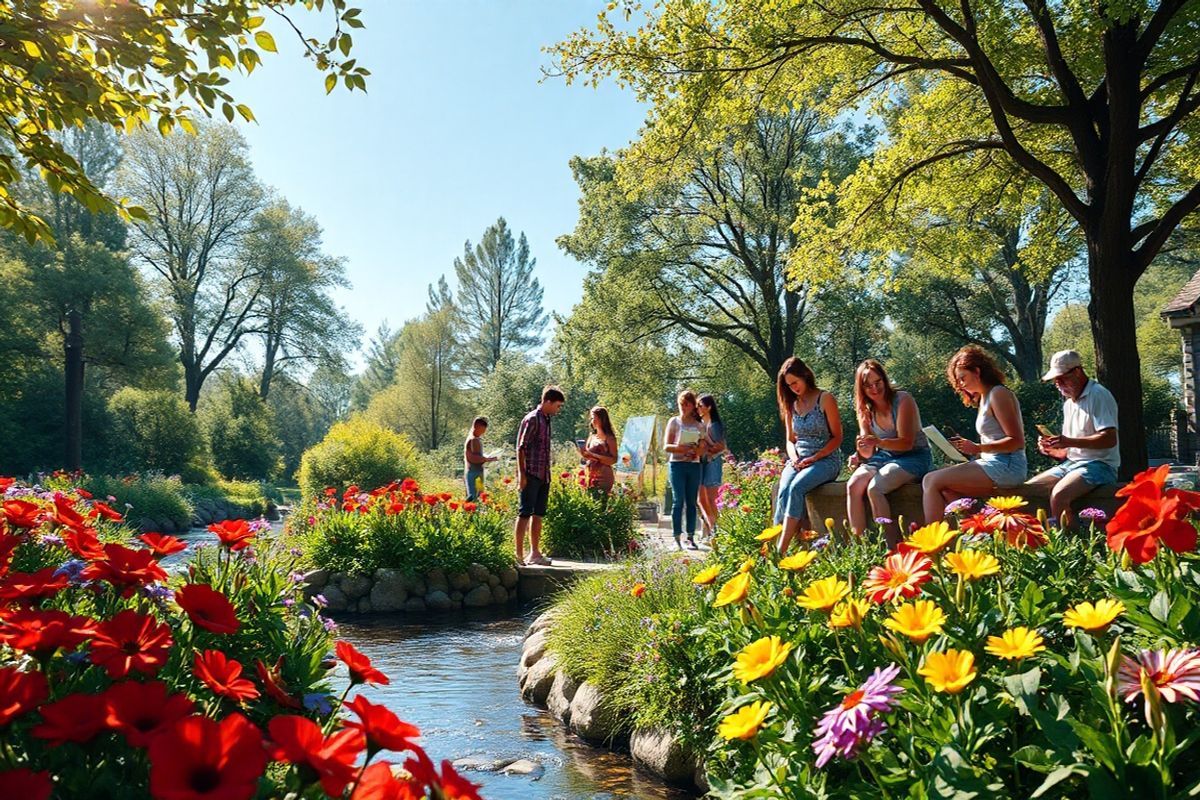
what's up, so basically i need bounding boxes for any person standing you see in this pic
[463,417,497,501]
[697,394,727,542]
[580,406,618,493]
[515,386,566,566]
[922,346,1027,523]
[845,360,932,547]
[1026,350,1119,528]
[664,390,704,550]
[774,357,843,552]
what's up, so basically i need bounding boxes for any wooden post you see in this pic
[64,309,83,471]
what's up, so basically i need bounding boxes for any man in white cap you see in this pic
[1026,350,1119,528]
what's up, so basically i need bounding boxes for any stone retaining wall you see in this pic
[517,609,708,793]
[302,563,520,614]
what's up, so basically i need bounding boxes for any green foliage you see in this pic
[297,416,421,499]
[540,477,641,560]
[104,388,207,479]
[81,473,193,529]
[203,377,283,481]
[183,478,277,519]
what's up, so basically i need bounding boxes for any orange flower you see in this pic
[863,550,933,603]
[630,583,647,598]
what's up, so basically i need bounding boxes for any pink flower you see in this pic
[812,664,904,767]
[1118,648,1200,725]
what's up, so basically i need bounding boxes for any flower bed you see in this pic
[0,475,482,799]
[538,470,641,560]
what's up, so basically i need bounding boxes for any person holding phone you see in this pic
[664,390,705,550]
[1025,350,1119,528]
[463,416,498,501]
[697,394,727,543]
[580,406,618,494]
[922,346,1027,523]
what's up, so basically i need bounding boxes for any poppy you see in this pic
[1107,493,1197,563]
[82,543,169,592]
[31,692,108,745]
[0,666,49,726]
[422,495,438,506]
[0,534,20,577]
[175,584,240,634]
[208,519,255,551]
[90,501,125,522]
[90,610,173,678]
[1,500,41,529]
[463,502,478,512]
[0,768,52,800]
[195,650,259,703]
[75,487,93,499]
[267,715,364,797]
[437,759,484,800]
[324,487,338,497]
[148,713,267,800]
[139,532,187,557]
[51,494,86,528]
[255,656,302,709]
[63,526,106,560]
[350,761,422,800]
[336,640,390,686]
[0,608,95,655]
[401,477,420,493]
[0,567,70,602]
[344,695,420,754]
[104,680,196,747]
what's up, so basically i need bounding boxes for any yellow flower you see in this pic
[918,649,978,694]
[943,550,1000,581]
[903,521,957,554]
[985,627,1045,660]
[714,572,752,607]
[630,583,646,598]
[717,700,772,740]
[732,635,793,683]
[738,557,755,574]
[756,523,784,541]
[778,551,818,571]
[692,565,721,585]
[883,599,947,643]
[796,576,850,612]
[987,495,1027,512]
[830,598,871,630]
[1063,599,1126,631]
[824,517,836,533]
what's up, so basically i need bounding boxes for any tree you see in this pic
[351,324,402,409]
[118,123,264,412]
[0,0,366,243]
[454,217,547,374]
[203,376,282,481]
[553,0,1200,475]
[243,199,360,399]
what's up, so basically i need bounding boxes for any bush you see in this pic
[535,471,641,560]
[183,478,275,519]
[204,378,283,481]
[104,388,207,478]
[81,472,193,530]
[297,416,420,500]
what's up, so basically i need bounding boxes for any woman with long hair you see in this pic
[845,359,932,547]
[774,357,843,552]
[697,394,726,542]
[664,390,704,549]
[579,406,618,493]
[921,345,1027,523]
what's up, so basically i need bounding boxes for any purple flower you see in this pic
[944,497,978,515]
[53,560,87,583]
[1079,507,1107,522]
[289,547,304,557]
[282,598,296,608]
[813,536,831,550]
[812,664,904,768]
[313,594,328,608]
[322,616,339,633]
[873,516,893,525]
[303,693,334,714]
[40,534,64,547]
[140,585,175,603]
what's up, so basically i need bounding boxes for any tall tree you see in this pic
[453,217,546,375]
[118,123,264,412]
[351,324,402,409]
[243,199,360,399]
[553,0,1200,475]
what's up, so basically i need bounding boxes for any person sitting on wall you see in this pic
[1025,350,1119,529]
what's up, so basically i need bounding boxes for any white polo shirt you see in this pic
[1063,380,1119,470]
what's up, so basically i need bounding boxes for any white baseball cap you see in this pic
[1042,350,1083,381]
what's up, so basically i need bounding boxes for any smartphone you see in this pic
[575,439,586,449]
[945,426,961,440]
[1036,424,1055,438]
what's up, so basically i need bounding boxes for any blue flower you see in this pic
[303,693,334,714]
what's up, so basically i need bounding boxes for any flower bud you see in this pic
[1104,635,1122,703]
[824,517,835,535]
[1140,667,1166,734]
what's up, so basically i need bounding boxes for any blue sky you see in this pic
[227,1,645,355]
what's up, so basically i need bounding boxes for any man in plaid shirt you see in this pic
[515,386,566,565]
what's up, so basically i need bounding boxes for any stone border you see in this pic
[301,564,520,614]
[517,609,708,793]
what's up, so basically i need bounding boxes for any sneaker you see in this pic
[530,554,552,566]
[674,536,683,550]
[687,537,698,550]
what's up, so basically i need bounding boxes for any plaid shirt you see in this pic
[516,406,552,481]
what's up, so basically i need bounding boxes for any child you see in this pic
[464,417,497,501]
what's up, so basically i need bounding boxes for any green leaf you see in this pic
[339,33,352,57]
[1126,734,1156,766]
[1030,765,1090,798]
[324,74,337,94]
[255,31,278,53]
[1003,666,1041,716]
[221,102,234,122]
[235,104,255,123]
[1150,590,1171,622]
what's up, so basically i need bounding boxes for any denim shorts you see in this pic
[978,451,1028,487]
[865,448,932,479]
[1045,459,1117,487]
[701,459,723,488]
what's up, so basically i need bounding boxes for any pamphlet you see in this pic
[678,429,701,446]
[922,425,968,463]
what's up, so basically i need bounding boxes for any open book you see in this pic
[677,429,701,446]
[923,425,968,463]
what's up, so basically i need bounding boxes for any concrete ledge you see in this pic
[517,559,615,601]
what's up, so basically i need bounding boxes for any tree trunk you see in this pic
[1087,241,1146,478]
[184,363,202,413]
[64,310,84,471]
[260,340,276,400]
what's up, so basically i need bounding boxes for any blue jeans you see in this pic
[1044,459,1118,486]
[465,468,484,501]
[669,461,702,540]
[774,455,840,525]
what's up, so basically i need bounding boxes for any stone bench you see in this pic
[804,480,1126,535]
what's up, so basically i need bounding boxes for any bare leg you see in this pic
[530,516,544,560]
[867,464,916,549]
[1047,470,1093,530]
[698,486,718,538]
[778,514,805,554]
[846,466,875,537]
[922,463,997,523]
[514,516,530,564]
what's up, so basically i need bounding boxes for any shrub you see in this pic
[297,417,420,500]
[104,388,206,477]
[81,472,193,530]
[183,478,275,519]
[204,378,283,481]
[536,471,641,560]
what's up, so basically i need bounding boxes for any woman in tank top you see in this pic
[922,345,1027,523]
[579,406,618,493]
[664,390,705,549]
[774,357,843,553]
[845,359,932,547]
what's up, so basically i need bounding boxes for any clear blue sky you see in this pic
[227,1,644,357]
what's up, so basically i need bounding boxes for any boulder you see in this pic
[137,518,156,533]
[546,670,579,724]
[402,573,426,597]
[425,590,453,611]
[340,574,372,601]
[425,568,449,595]
[451,756,507,773]
[321,584,349,612]
[525,610,560,640]
[373,567,404,584]
[467,563,490,583]
[463,585,493,608]
[522,631,548,667]
[694,760,710,793]
[499,759,544,780]
[369,579,407,612]
[490,585,508,604]
[404,597,427,613]
[487,574,501,587]
[449,590,464,603]
[448,571,472,592]
[569,681,624,744]
[519,654,558,704]
[356,597,372,613]
[499,567,519,589]
[303,569,330,590]
[630,728,697,785]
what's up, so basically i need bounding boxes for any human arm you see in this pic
[663,417,697,457]
[966,387,1025,455]
[515,419,532,489]
[796,394,844,469]
[873,394,919,452]
[591,437,619,467]
[464,439,488,466]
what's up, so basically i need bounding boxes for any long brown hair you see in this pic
[590,406,616,438]
[946,345,1006,407]
[854,359,896,429]
[776,357,818,426]
[676,390,701,424]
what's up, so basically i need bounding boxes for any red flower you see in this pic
[422,495,438,506]
[195,650,259,703]
[386,502,405,514]
[82,543,169,592]
[344,694,420,754]
[336,639,390,686]
[324,487,338,497]
[400,478,419,493]
[31,692,108,745]
[267,715,364,797]
[52,494,86,528]
[437,759,484,800]
[957,510,997,535]
[448,501,460,511]
[0,533,20,578]
[350,761,423,800]
[90,610,173,678]
[0,666,49,726]
[76,488,93,499]
[208,519,255,551]
[345,484,361,496]
[862,550,933,603]
[438,492,452,502]
[140,532,187,556]
[0,768,52,800]
[1,500,41,529]
[0,608,95,655]
[148,713,267,800]
[1107,493,1197,564]
[104,680,196,747]
[255,656,301,708]
[0,567,70,602]
[63,526,106,560]
[90,501,125,522]
[463,502,478,512]
[175,584,240,634]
